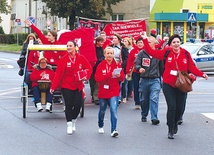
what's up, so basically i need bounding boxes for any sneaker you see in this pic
[72,119,76,131]
[122,98,127,103]
[36,103,43,112]
[141,117,147,122]
[45,103,52,112]
[67,122,73,135]
[151,119,160,125]
[111,130,119,137]
[135,105,141,110]
[98,128,104,134]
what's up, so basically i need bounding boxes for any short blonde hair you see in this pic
[104,46,114,54]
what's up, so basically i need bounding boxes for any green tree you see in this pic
[0,26,5,34]
[40,0,124,30]
[0,0,11,23]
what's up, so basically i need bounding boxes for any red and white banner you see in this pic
[103,19,146,39]
[78,17,147,39]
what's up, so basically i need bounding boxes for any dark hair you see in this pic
[95,36,104,44]
[136,37,143,43]
[168,34,181,46]
[114,33,122,41]
[150,33,157,38]
[49,30,57,40]
[68,40,77,47]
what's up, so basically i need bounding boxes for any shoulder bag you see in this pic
[175,61,193,93]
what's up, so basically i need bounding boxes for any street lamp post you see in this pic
[25,3,27,33]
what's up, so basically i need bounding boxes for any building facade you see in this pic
[1,0,150,34]
[150,0,214,43]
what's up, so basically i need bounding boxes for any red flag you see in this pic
[58,28,97,66]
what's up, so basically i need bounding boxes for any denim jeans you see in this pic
[162,83,187,127]
[121,78,128,99]
[139,78,161,120]
[98,96,119,133]
[33,86,53,105]
[132,72,140,105]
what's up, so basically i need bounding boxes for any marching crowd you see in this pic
[17,19,208,139]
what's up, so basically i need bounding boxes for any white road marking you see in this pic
[202,113,214,120]
[0,88,20,96]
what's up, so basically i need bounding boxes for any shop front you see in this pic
[153,13,208,43]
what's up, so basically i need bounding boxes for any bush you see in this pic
[0,33,29,44]
[7,34,16,44]
[0,26,4,34]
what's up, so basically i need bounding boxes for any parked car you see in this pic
[181,42,214,72]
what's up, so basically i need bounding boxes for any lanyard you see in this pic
[173,52,180,60]
[106,64,111,73]
[69,55,76,64]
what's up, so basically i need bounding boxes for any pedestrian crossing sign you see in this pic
[188,13,196,22]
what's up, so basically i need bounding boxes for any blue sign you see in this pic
[17,22,21,26]
[28,16,36,24]
[188,13,197,22]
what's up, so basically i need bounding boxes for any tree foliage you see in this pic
[0,0,11,23]
[40,0,124,29]
[0,26,5,34]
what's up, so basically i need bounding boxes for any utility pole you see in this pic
[25,3,27,33]
[29,0,32,33]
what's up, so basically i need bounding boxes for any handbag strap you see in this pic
[175,61,179,71]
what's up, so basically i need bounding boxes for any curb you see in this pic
[0,51,20,54]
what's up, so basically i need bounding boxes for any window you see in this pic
[162,22,170,38]
[174,22,184,43]
[111,14,124,21]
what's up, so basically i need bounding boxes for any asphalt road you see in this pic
[0,52,214,155]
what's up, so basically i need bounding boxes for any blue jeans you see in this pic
[33,86,53,105]
[132,72,140,105]
[121,78,128,99]
[98,96,119,133]
[139,78,161,120]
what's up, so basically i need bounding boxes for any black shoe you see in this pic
[174,124,178,134]
[177,119,183,125]
[168,132,174,139]
[141,117,147,122]
[18,69,24,76]
[151,119,160,125]
[168,127,174,139]
[94,100,99,105]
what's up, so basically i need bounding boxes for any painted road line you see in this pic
[202,113,214,120]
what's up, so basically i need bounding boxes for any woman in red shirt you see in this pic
[141,33,208,139]
[30,57,55,112]
[50,40,92,135]
[24,19,66,67]
[126,37,144,109]
[95,47,125,137]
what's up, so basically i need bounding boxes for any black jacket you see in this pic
[134,49,162,78]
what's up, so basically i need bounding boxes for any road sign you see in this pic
[27,16,36,24]
[188,13,197,22]
[15,19,21,22]
[17,22,21,26]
